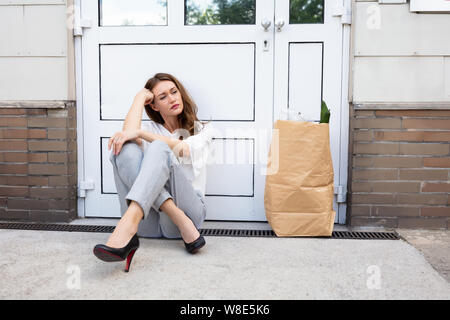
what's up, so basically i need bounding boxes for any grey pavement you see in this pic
[0,219,449,300]
[395,228,450,283]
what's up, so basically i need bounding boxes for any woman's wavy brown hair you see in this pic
[143,73,210,137]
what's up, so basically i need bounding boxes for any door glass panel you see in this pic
[185,0,256,25]
[290,0,324,24]
[99,0,167,26]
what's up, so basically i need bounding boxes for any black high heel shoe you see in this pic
[93,233,139,272]
[184,231,206,254]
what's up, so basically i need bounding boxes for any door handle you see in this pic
[261,18,271,32]
[275,19,285,32]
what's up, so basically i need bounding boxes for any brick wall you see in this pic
[0,103,78,222]
[349,108,450,229]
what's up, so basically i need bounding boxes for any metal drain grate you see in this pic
[201,229,400,240]
[331,231,400,240]
[0,222,114,233]
[0,222,400,240]
[201,228,276,237]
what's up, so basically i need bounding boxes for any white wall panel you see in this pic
[0,4,66,56]
[0,1,65,4]
[352,1,450,104]
[353,56,447,102]
[0,6,23,56]
[0,2,68,100]
[355,2,450,56]
[445,57,450,101]
[0,57,67,100]
[23,5,67,56]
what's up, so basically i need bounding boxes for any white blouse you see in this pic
[140,120,216,197]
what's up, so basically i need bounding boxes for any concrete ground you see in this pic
[395,228,450,283]
[0,219,449,300]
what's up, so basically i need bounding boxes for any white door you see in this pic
[273,0,345,223]
[79,0,347,222]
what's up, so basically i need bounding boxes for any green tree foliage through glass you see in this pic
[290,0,324,24]
[185,0,255,25]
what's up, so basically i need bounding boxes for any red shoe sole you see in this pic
[93,247,124,262]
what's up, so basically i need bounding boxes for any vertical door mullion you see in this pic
[169,0,184,29]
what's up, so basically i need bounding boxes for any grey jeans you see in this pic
[109,139,206,239]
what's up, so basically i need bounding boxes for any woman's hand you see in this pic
[135,88,154,105]
[108,129,141,155]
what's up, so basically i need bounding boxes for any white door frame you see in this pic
[74,0,87,219]
[337,0,352,224]
[74,0,352,224]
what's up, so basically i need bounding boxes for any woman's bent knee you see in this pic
[112,142,143,183]
[115,141,142,167]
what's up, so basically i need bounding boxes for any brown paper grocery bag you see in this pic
[264,120,335,237]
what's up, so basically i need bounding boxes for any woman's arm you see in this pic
[139,129,190,157]
[123,95,144,132]
[123,89,154,146]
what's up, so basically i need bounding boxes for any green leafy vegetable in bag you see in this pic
[320,100,330,123]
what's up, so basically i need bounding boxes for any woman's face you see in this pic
[150,80,184,118]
